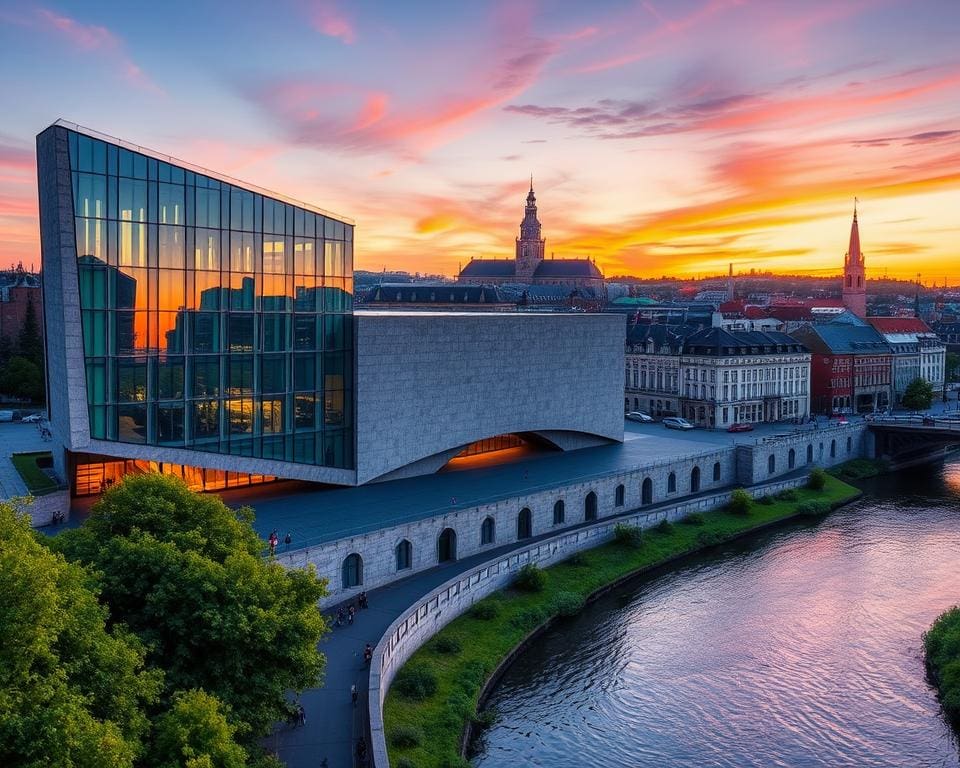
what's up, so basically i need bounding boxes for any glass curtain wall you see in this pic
[69,130,354,469]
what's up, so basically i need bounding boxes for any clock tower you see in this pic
[515,177,545,279]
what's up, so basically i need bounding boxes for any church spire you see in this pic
[842,199,866,317]
[526,175,536,205]
[847,199,862,266]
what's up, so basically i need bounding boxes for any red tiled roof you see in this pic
[866,317,932,333]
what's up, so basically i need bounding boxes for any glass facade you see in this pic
[68,129,354,469]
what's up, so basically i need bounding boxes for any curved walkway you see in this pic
[269,535,558,768]
[267,472,808,768]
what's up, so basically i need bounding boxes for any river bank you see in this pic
[382,474,860,768]
[925,606,960,730]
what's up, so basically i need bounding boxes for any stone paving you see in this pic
[0,421,52,500]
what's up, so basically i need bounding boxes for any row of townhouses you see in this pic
[625,312,946,425]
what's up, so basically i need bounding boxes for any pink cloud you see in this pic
[313,1,355,43]
[36,8,163,93]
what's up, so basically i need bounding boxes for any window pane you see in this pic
[158,225,185,269]
[191,312,220,353]
[261,354,287,393]
[227,314,254,352]
[73,172,107,219]
[158,182,184,225]
[75,218,108,263]
[118,404,147,443]
[191,356,220,397]
[157,357,185,399]
[192,400,219,440]
[156,403,185,445]
[194,228,220,270]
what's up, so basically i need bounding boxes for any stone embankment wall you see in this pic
[366,474,808,768]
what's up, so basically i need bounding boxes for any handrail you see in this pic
[366,474,808,767]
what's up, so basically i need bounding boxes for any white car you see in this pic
[663,416,695,431]
[626,411,654,423]
[21,413,43,423]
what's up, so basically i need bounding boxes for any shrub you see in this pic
[390,724,424,748]
[394,665,438,701]
[613,523,644,548]
[514,563,546,593]
[438,754,471,768]
[469,601,501,621]
[757,495,775,505]
[550,590,585,618]
[728,488,752,515]
[431,635,462,655]
[776,488,799,502]
[653,519,674,534]
[696,530,724,547]
[396,758,417,768]
[833,458,888,481]
[682,512,705,526]
[796,500,831,517]
[808,467,827,491]
[565,551,587,566]
[924,606,960,726]
[510,606,549,630]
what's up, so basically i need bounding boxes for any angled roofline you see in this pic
[48,119,355,225]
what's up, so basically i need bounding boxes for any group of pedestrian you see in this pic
[356,737,367,763]
[333,591,368,627]
[51,509,65,525]
[267,530,293,556]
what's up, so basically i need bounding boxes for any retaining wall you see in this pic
[367,474,808,767]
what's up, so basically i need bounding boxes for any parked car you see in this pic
[835,418,849,426]
[626,411,654,423]
[21,413,43,423]
[663,416,695,431]
[726,422,754,433]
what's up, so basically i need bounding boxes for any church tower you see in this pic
[515,177,545,279]
[842,202,866,317]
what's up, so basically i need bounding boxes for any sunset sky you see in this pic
[1,0,959,280]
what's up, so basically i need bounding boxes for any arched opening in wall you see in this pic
[342,553,363,589]
[690,466,701,493]
[517,508,533,539]
[395,539,412,571]
[641,478,653,505]
[615,484,625,507]
[481,516,495,545]
[830,439,837,458]
[806,444,813,464]
[553,500,565,525]
[768,454,776,475]
[713,462,721,482]
[584,491,598,521]
[668,472,677,493]
[788,448,796,470]
[438,528,457,563]
[441,432,560,472]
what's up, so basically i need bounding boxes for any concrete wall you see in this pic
[366,473,809,768]
[735,423,868,485]
[277,445,735,606]
[11,490,71,527]
[354,312,625,484]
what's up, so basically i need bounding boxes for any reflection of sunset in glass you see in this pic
[4,2,960,279]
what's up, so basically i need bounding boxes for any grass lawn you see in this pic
[11,451,57,494]
[924,606,960,730]
[383,474,861,768]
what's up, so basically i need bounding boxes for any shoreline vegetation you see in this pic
[924,606,960,731]
[383,471,861,768]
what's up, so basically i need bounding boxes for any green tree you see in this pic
[0,355,43,402]
[17,292,44,369]
[947,352,960,383]
[152,690,248,768]
[902,377,934,411]
[0,499,160,768]
[53,474,328,745]
[0,334,12,367]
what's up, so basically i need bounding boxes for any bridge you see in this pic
[867,416,960,468]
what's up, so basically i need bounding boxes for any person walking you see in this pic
[363,643,373,665]
[297,703,306,726]
[358,591,368,609]
[348,604,355,625]
[335,607,344,627]
[351,684,358,706]
[284,532,292,550]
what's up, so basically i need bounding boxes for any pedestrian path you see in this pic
[269,534,559,768]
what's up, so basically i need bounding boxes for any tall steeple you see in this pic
[516,176,545,278]
[842,199,867,317]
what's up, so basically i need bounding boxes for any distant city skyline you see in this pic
[2,0,960,279]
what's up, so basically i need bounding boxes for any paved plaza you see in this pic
[0,421,52,500]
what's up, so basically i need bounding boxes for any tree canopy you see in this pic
[52,473,328,748]
[902,377,934,411]
[0,499,160,768]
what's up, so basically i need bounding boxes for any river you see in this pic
[471,459,960,768]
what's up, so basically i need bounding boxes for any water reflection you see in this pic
[473,459,960,768]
